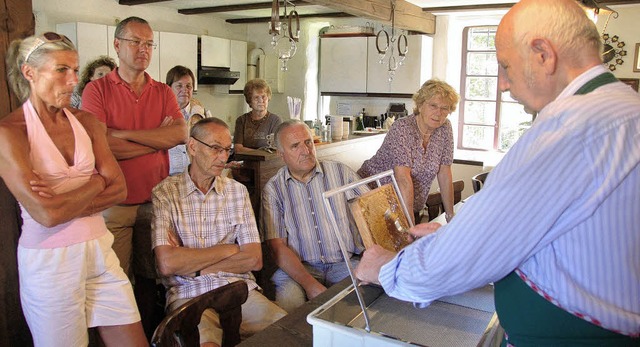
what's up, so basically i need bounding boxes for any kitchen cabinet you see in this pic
[319,35,433,95]
[366,35,433,94]
[319,37,368,93]
[159,32,198,89]
[200,36,231,68]
[229,39,248,91]
[56,22,110,71]
[58,22,188,83]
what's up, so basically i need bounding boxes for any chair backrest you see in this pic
[425,180,464,221]
[151,281,249,347]
[471,172,489,193]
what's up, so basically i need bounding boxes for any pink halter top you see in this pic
[19,100,107,248]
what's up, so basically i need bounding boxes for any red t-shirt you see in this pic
[82,69,182,204]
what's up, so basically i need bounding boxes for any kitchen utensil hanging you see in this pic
[376,0,409,82]
[269,0,300,71]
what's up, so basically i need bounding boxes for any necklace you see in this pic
[416,116,433,137]
[416,116,432,152]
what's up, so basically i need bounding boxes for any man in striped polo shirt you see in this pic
[262,120,368,313]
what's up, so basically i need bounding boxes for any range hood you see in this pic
[198,67,240,85]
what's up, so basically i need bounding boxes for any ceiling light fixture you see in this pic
[375,0,408,83]
[269,0,300,71]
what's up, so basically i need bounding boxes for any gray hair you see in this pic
[114,16,150,39]
[273,119,312,151]
[190,117,229,139]
[5,32,77,103]
[512,0,601,64]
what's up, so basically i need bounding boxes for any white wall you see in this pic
[32,0,247,127]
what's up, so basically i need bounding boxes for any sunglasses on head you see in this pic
[24,32,73,63]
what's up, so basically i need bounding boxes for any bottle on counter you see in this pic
[355,116,365,131]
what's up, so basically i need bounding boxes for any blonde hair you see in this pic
[412,79,460,114]
[6,33,76,103]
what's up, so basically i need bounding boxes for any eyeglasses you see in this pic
[252,95,269,102]
[426,103,453,114]
[191,136,232,156]
[24,32,73,63]
[117,37,157,50]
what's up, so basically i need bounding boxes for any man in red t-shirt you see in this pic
[82,16,187,339]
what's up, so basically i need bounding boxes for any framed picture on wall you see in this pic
[620,78,639,92]
[634,43,640,73]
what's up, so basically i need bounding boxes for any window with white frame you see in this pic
[458,26,533,152]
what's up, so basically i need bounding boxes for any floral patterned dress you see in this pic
[357,114,453,212]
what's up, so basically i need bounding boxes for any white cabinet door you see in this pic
[107,26,160,81]
[56,22,109,70]
[200,36,231,68]
[367,35,433,94]
[159,32,198,89]
[107,26,118,63]
[230,40,248,91]
[320,37,368,93]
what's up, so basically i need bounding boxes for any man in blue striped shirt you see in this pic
[262,120,368,313]
[355,0,640,344]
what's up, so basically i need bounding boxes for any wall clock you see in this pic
[602,33,627,71]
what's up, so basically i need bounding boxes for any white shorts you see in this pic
[18,232,140,347]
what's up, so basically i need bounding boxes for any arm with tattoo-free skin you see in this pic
[0,111,124,227]
[268,238,327,300]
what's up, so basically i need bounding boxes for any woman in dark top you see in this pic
[234,78,282,150]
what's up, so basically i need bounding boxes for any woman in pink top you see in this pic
[0,32,146,346]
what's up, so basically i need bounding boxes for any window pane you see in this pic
[498,102,533,151]
[464,101,496,125]
[466,77,497,100]
[468,27,496,50]
[462,125,494,150]
[467,52,498,75]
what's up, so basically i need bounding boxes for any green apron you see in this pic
[494,72,640,347]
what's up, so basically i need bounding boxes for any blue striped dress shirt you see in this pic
[262,160,368,264]
[379,65,640,336]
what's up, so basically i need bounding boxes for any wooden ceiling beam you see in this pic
[227,12,354,24]
[303,0,435,34]
[423,3,515,12]
[118,0,171,5]
[178,1,310,15]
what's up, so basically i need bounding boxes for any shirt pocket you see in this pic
[212,208,244,244]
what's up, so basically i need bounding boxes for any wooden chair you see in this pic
[151,281,249,347]
[471,172,490,193]
[425,180,464,221]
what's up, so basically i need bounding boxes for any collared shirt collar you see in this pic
[179,168,226,199]
[537,65,608,123]
[556,65,608,100]
[283,161,324,183]
[107,68,154,89]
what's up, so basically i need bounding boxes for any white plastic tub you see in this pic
[307,284,500,347]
